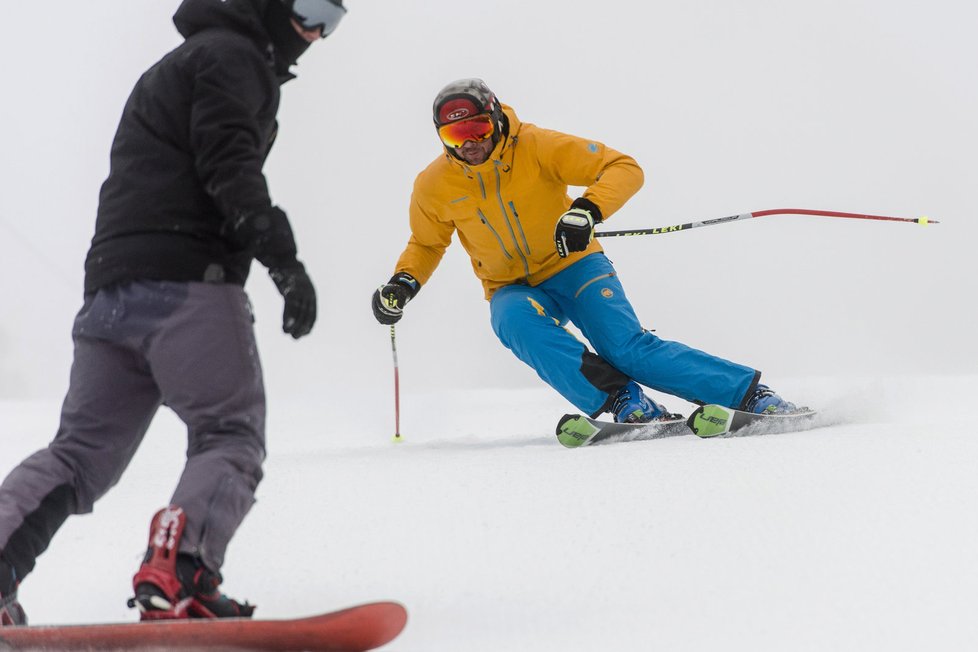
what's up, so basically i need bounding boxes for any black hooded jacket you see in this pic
[84,0,302,293]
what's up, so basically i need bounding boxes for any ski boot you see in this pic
[744,384,799,415]
[128,506,254,620]
[611,381,681,423]
[0,559,27,627]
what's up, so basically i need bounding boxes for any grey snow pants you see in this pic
[0,280,266,583]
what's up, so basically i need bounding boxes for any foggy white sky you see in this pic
[1,0,976,404]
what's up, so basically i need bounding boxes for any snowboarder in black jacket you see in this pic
[0,0,347,625]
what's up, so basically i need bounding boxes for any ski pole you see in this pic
[594,207,937,239]
[390,325,403,443]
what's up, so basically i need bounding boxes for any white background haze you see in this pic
[1,1,976,650]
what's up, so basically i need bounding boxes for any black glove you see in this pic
[269,263,317,339]
[371,272,420,325]
[554,197,603,258]
[224,206,299,266]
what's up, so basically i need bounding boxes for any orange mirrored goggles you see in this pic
[437,114,495,148]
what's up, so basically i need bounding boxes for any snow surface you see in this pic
[2,0,977,650]
[3,375,977,651]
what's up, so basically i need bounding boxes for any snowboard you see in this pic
[556,413,691,447]
[687,404,818,438]
[0,601,407,652]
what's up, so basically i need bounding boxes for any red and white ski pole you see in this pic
[595,207,937,238]
[390,325,403,443]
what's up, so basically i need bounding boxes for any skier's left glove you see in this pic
[372,272,420,325]
[269,262,317,339]
[554,198,603,258]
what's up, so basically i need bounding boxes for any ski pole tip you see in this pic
[917,216,938,225]
[392,433,404,443]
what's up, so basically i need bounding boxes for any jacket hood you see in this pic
[174,0,313,80]
[173,0,271,45]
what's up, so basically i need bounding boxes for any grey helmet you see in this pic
[432,78,506,147]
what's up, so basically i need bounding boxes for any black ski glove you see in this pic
[371,272,420,325]
[554,197,603,258]
[269,263,317,339]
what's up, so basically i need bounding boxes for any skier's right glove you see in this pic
[372,272,420,325]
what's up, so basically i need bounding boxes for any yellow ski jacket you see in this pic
[394,105,644,299]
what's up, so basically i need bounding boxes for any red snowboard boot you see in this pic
[128,506,254,620]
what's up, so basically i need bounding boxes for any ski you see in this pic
[556,413,691,448]
[0,601,407,652]
[687,404,818,438]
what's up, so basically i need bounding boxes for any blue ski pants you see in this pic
[490,254,759,417]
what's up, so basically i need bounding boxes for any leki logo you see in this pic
[152,506,184,551]
[647,225,685,234]
[601,288,614,298]
[447,108,470,120]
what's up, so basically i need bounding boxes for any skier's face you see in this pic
[454,138,494,165]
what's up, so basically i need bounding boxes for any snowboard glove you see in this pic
[372,272,420,325]
[224,206,299,267]
[270,263,317,339]
[554,197,603,258]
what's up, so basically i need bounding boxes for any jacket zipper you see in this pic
[477,208,513,260]
[508,201,531,255]
[494,167,531,278]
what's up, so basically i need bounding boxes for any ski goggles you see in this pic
[437,114,495,148]
[290,0,346,37]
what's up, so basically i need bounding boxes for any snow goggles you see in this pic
[437,114,495,148]
[290,0,346,37]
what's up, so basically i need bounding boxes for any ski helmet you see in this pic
[432,78,505,147]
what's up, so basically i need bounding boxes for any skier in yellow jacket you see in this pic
[371,78,796,422]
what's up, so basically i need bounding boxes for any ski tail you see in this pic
[557,414,690,448]
[687,405,818,438]
[556,414,601,447]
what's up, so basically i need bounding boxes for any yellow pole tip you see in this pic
[917,216,929,225]
[392,434,404,443]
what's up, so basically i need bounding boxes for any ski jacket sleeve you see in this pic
[532,127,644,222]
[393,178,455,285]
